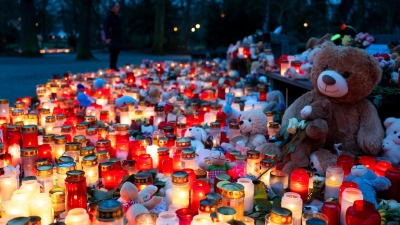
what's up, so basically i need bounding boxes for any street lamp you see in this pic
[303,23,308,27]
[195,24,200,29]
[174,27,178,32]
[191,28,195,32]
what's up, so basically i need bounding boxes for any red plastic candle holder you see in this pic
[337,155,354,176]
[38,144,53,163]
[359,156,376,171]
[289,168,309,202]
[176,208,197,225]
[375,160,392,176]
[190,180,210,210]
[182,168,196,187]
[136,154,153,171]
[65,170,87,212]
[384,167,400,201]
[162,158,174,177]
[21,125,39,148]
[322,201,340,225]
[339,181,358,206]
[346,200,381,225]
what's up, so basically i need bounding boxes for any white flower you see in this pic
[287,118,299,134]
[298,120,307,130]
[387,200,400,211]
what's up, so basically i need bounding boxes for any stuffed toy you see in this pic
[118,182,163,225]
[263,90,285,113]
[309,149,338,176]
[93,78,105,90]
[284,67,310,80]
[115,96,138,108]
[221,93,242,126]
[147,86,161,105]
[381,136,400,166]
[306,33,333,49]
[278,99,333,174]
[158,90,175,106]
[228,109,268,150]
[344,164,391,208]
[184,127,207,151]
[77,92,94,108]
[383,117,400,145]
[264,41,384,160]
[297,47,322,79]
[199,150,236,186]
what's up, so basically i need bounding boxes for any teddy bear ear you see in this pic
[320,41,335,49]
[200,129,208,142]
[384,117,397,128]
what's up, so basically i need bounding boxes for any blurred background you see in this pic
[1,0,400,58]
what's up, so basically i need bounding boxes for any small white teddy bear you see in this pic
[382,135,400,166]
[184,127,207,151]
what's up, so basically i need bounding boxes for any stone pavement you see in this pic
[0,50,191,103]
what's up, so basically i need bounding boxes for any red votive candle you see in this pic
[259,90,267,101]
[176,208,197,225]
[337,155,354,176]
[346,200,381,225]
[126,71,135,84]
[38,144,53,163]
[359,156,376,171]
[322,201,340,225]
[21,125,39,148]
[182,168,196,188]
[384,167,400,201]
[136,154,153,171]
[100,162,116,190]
[289,168,309,202]
[190,180,210,210]
[65,170,87,212]
[162,158,174,177]
[339,181,358,206]
[375,160,392,176]
[157,147,170,173]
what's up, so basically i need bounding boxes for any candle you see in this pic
[339,181,358,206]
[95,200,124,225]
[243,216,255,225]
[384,167,400,201]
[146,145,160,168]
[172,171,190,208]
[0,99,10,122]
[119,106,130,125]
[176,208,197,225]
[270,170,289,196]
[198,199,217,215]
[50,188,66,217]
[11,189,31,205]
[336,155,354,177]
[281,192,302,225]
[156,211,179,225]
[322,202,340,225]
[166,188,173,210]
[36,164,54,193]
[358,156,376,171]
[190,215,212,225]
[135,213,157,225]
[221,182,245,220]
[266,207,293,225]
[340,188,363,225]
[216,206,236,223]
[290,168,309,202]
[82,155,99,188]
[133,171,153,192]
[345,200,381,225]
[301,212,328,225]
[21,125,39,148]
[65,170,87,212]
[181,148,197,170]
[5,201,29,220]
[65,208,91,225]
[0,174,17,202]
[8,144,21,167]
[30,193,53,225]
[237,178,255,213]
[21,147,38,177]
[136,154,153,171]
[190,180,210,210]
[375,160,392,176]
[157,147,169,173]
[324,165,344,200]
[20,179,41,196]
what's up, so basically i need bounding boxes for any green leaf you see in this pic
[373,98,382,108]
[288,145,296,153]
[375,94,383,100]
[272,196,282,208]
[279,124,289,137]
[283,131,290,140]
[93,189,109,201]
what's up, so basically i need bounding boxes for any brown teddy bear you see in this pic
[278,99,332,174]
[306,33,333,49]
[147,86,161,105]
[265,41,384,171]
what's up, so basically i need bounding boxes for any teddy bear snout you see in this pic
[322,74,336,86]
[239,121,244,125]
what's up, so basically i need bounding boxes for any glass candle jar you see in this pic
[375,160,392,176]
[237,178,255,213]
[0,174,18,202]
[324,165,344,200]
[97,150,110,164]
[136,154,153,171]
[122,159,137,175]
[54,135,67,163]
[234,155,247,178]
[11,109,24,124]
[281,192,302,225]
[43,134,55,159]
[7,125,21,148]
[65,170,87,212]
[37,164,54,192]
[290,168,309,202]
[24,113,38,126]
[216,206,236,223]
[210,122,221,147]
[176,123,186,138]
[97,139,115,158]
[265,111,274,124]
[198,199,217,215]
[322,202,340,225]
[65,208,90,225]
[40,108,51,126]
[64,142,82,169]
[157,211,179,225]
[64,100,75,117]
[346,200,381,225]
[95,199,124,225]
[56,114,67,127]
[176,208,197,225]
[270,170,289,196]
[56,161,76,188]
[172,171,190,208]
[0,99,10,123]
[80,145,96,163]
[20,179,41,196]
[246,150,261,177]
[384,168,400,201]
[301,212,328,225]
[359,156,376,171]
[268,122,281,138]
[119,106,130,125]
[82,155,99,188]
[341,188,363,225]
[134,213,157,225]
[45,116,56,134]
[337,155,354,177]
[133,171,153,192]
[21,125,38,148]
[75,123,89,136]
[339,181,358,206]
[50,187,65,217]
[190,180,210,210]
[157,147,170,173]
[85,115,97,126]
[21,147,38,177]
[100,110,110,123]
[30,193,53,225]
[228,122,240,140]
[100,162,116,190]
[221,182,245,220]
[206,192,222,208]
[86,128,98,145]
[59,126,72,142]
[181,148,196,170]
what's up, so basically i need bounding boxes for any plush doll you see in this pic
[93,78,105,90]
[382,135,400,166]
[77,92,93,108]
[278,99,333,174]
[184,127,208,151]
[263,90,285,113]
[344,164,391,208]
[383,117,400,145]
[115,95,138,108]
[309,149,338,176]
[305,33,333,49]
[221,93,242,126]
[199,150,236,186]
[119,182,163,225]
[264,41,384,159]
[228,109,268,150]
[158,90,175,106]
[147,86,161,105]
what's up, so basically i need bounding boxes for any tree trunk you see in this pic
[41,0,48,42]
[76,0,94,60]
[264,0,270,32]
[183,0,191,52]
[152,0,165,55]
[20,0,40,56]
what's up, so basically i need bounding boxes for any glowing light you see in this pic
[191,28,195,32]
[174,27,178,32]
[221,13,225,18]
[35,23,38,26]
[303,23,308,27]
[195,24,200,29]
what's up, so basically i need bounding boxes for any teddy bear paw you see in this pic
[301,105,312,119]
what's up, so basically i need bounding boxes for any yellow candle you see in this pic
[324,165,344,200]
[190,215,212,225]
[30,193,53,225]
[5,201,29,220]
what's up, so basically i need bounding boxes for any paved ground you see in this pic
[0,50,191,103]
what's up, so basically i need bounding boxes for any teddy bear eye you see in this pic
[248,118,252,122]
[342,71,350,78]
[323,65,328,71]
[395,131,397,134]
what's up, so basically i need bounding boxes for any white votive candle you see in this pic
[5,201,29,220]
[156,211,179,225]
[237,178,254,213]
[341,188,363,225]
[190,214,212,225]
[166,188,173,210]
[30,193,53,225]
[324,165,344,200]
[281,192,303,225]
[65,208,90,225]
[0,174,17,202]
[146,144,160,168]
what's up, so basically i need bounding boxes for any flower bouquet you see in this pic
[347,32,375,49]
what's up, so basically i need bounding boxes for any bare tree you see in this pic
[152,0,166,54]
[76,0,94,59]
